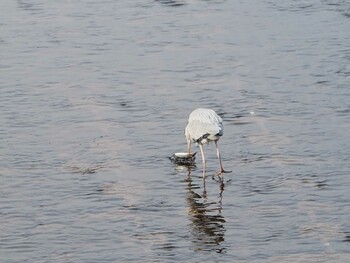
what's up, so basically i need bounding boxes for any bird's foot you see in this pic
[214,169,232,177]
[212,169,231,180]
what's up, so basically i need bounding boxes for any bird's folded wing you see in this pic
[186,120,222,141]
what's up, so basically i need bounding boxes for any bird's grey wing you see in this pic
[186,120,222,141]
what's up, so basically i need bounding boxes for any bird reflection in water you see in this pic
[180,164,227,254]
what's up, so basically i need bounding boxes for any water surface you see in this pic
[1,0,350,262]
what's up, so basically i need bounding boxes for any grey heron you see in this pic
[185,108,230,177]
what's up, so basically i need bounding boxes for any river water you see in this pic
[1,0,350,262]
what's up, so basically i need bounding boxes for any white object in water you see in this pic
[174,152,189,158]
[169,152,196,165]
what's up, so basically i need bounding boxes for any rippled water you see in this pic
[1,0,350,262]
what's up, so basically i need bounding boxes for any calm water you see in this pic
[1,0,350,262]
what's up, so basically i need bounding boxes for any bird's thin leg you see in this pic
[199,144,206,178]
[215,141,224,173]
[215,141,231,175]
[187,139,191,157]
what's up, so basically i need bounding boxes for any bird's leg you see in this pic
[186,139,191,158]
[199,144,206,178]
[215,141,231,175]
[215,141,224,173]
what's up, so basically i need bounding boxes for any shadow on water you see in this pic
[16,0,42,11]
[155,0,186,7]
[180,165,227,254]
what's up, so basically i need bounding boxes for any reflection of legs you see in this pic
[202,175,207,198]
[199,144,206,178]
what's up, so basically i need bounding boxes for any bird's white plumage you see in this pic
[185,108,223,144]
[188,108,222,125]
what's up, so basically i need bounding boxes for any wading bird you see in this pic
[185,108,230,177]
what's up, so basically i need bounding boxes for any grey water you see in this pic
[1,0,350,262]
